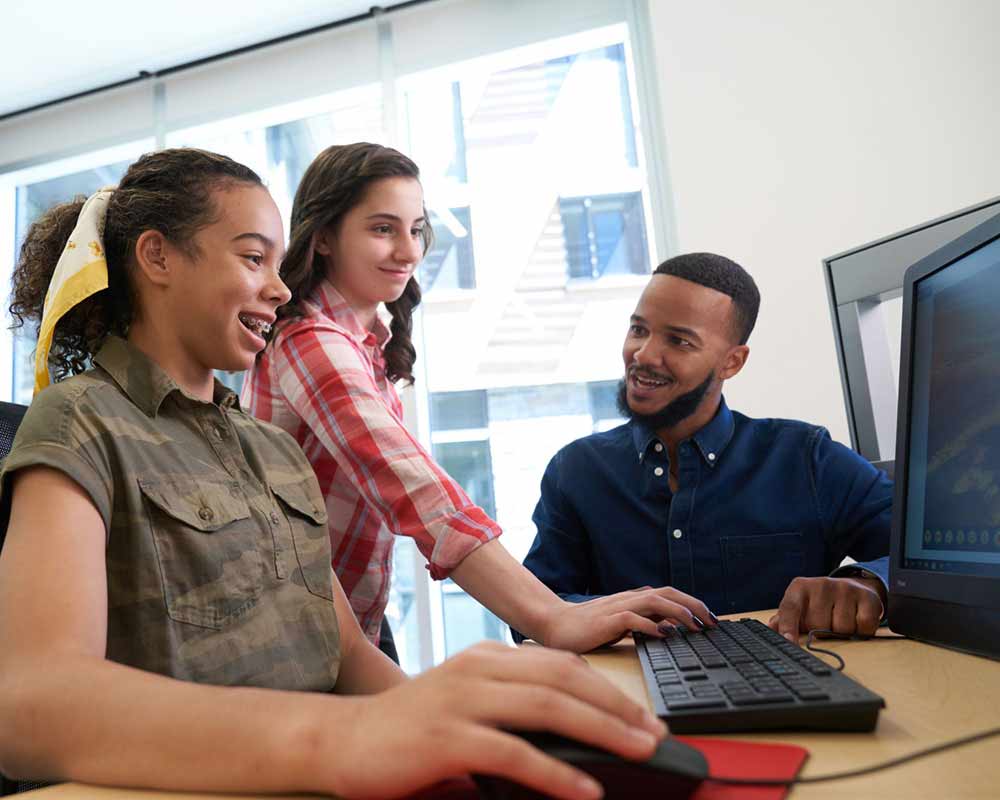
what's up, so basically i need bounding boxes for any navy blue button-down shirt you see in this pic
[522,398,892,617]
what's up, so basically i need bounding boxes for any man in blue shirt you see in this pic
[522,253,891,641]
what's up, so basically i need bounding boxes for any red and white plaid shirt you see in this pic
[242,280,501,642]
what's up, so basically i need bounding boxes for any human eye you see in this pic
[372,223,393,235]
[411,225,425,238]
[670,335,693,348]
[243,253,264,267]
[628,323,646,336]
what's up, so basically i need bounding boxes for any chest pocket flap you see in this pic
[139,477,250,531]
[271,479,331,601]
[270,480,328,524]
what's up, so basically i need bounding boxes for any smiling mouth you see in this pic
[238,314,272,338]
[629,369,673,390]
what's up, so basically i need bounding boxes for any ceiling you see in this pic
[1,0,390,118]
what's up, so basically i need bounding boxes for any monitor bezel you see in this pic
[890,210,1000,616]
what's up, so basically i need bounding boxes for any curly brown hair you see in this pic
[10,148,262,381]
[276,142,432,384]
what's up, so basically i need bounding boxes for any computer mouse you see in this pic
[473,731,708,800]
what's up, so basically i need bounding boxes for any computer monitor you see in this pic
[889,209,1000,660]
[824,195,1000,467]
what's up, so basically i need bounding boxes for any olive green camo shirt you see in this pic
[0,336,340,691]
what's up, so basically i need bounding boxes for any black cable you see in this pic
[704,726,1000,786]
[803,628,909,671]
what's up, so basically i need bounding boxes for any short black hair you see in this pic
[653,252,760,344]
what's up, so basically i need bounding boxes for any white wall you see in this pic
[647,1,1000,442]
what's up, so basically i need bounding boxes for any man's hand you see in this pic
[768,576,886,641]
[540,586,717,652]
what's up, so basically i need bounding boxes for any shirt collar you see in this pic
[308,279,391,348]
[630,396,736,468]
[93,336,240,417]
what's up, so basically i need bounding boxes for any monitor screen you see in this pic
[902,235,1000,579]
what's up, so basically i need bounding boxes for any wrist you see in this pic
[283,693,366,796]
[530,595,570,647]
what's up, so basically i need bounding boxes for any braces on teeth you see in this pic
[240,315,272,336]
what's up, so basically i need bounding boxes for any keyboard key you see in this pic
[666,697,727,710]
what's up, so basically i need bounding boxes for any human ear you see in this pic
[720,344,750,380]
[313,227,335,257]
[133,230,172,288]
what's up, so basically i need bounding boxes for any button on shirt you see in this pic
[522,398,892,616]
[0,336,341,691]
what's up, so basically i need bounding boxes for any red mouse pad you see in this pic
[401,738,809,800]
[678,737,809,800]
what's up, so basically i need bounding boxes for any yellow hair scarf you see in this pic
[33,189,113,395]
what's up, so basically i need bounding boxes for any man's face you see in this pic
[619,274,744,429]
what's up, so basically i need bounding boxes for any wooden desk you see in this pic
[590,610,1000,799]
[19,610,1000,800]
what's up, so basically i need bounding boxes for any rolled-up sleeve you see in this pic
[274,324,500,578]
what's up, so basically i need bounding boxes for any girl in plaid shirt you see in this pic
[244,143,715,657]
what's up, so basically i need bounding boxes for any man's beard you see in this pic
[616,370,715,431]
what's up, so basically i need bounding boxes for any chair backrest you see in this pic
[0,401,28,557]
[0,402,27,460]
[0,401,28,796]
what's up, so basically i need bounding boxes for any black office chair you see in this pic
[0,401,44,797]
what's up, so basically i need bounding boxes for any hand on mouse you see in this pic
[768,575,886,640]
[328,641,667,800]
[540,586,717,652]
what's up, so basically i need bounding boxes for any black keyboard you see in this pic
[635,618,885,733]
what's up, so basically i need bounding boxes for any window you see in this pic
[421,206,476,291]
[399,24,653,661]
[1,5,666,673]
[561,192,649,279]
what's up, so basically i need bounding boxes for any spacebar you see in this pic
[665,698,727,710]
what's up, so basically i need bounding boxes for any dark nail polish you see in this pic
[691,615,706,629]
[708,611,720,625]
[657,622,676,636]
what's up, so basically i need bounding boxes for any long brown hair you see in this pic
[277,142,433,384]
[10,148,262,382]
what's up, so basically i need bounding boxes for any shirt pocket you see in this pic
[271,480,333,602]
[720,532,806,614]
[140,476,263,629]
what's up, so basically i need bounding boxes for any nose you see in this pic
[632,337,658,367]
[395,232,424,266]
[265,268,292,306]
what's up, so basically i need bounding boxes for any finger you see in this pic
[599,591,707,630]
[830,587,858,634]
[775,581,807,640]
[456,644,664,738]
[650,586,716,626]
[464,725,605,800]
[464,680,661,763]
[802,580,838,633]
[854,590,883,636]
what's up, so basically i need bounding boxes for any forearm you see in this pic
[449,538,564,645]
[0,654,359,795]
[335,635,409,693]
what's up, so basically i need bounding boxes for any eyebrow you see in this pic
[631,315,703,343]
[364,213,426,224]
[231,232,277,249]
